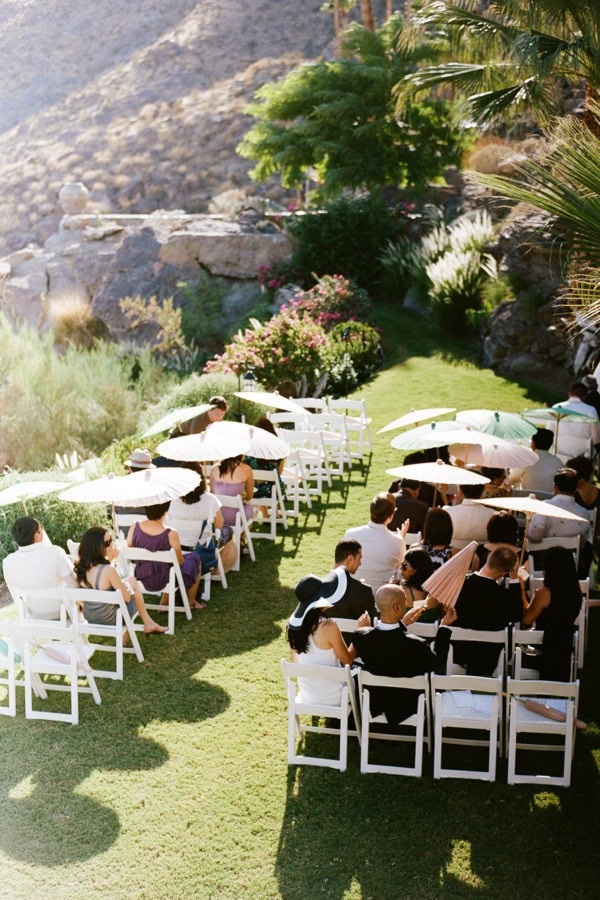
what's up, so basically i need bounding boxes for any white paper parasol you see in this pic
[0,480,68,513]
[421,541,478,608]
[59,468,201,507]
[198,421,289,460]
[157,423,251,463]
[386,460,489,486]
[378,407,456,434]
[522,405,597,454]
[474,494,587,565]
[456,409,537,440]
[233,390,308,414]
[140,404,212,439]
[449,437,538,468]
[390,420,467,451]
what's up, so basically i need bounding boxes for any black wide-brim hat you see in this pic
[288,568,348,628]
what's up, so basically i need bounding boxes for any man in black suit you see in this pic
[453,546,525,676]
[388,480,429,534]
[352,584,456,725]
[322,538,378,624]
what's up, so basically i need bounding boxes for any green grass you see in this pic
[1,306,597,899]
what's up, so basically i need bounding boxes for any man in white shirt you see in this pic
[507,428,563,493]
[528,468,591,547]
[442,483,494,549]
[3,517,74,619]
[344,493,407,592]
[553,382,600,459]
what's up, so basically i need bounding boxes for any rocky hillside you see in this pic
[0,0,386,253]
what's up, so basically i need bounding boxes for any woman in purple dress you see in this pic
[210,455,254,527]
[126,501,205,609]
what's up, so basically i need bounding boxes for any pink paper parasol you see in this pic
[421,541,478,608]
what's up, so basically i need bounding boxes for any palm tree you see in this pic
[474,106,600,320]
[360,0,375,31]
[398,0,600,128]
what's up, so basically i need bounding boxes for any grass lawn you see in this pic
[0,306,598,899]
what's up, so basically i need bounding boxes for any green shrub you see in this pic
[179,273,229,363]
[380,237,425,300]
[0,317,170,470]
[287,195,404,293]
[324,321,382,394]
[426,249,498,332]
[205,308,328,395]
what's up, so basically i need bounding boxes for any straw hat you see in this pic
[124,448,155,470]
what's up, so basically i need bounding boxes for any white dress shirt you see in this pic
[508,449,563,493]
[528,493,591,545]
[3,542,74,618]
[442,499,494,549]
[552,398,600,458]
[344,521,405,592]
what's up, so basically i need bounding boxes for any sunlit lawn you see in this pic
[0,306,597,899]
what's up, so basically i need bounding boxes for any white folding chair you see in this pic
[278,429,333,494]
[328,398,373,458]
[506,677,579,787]
[359,671,430,776]
[305,413,353,475]
[14,602,101,725]
[445,627,508,679]
[213,494,255,571]
[406,620,439,641]
[404,531,422,548]
[431,673,503,781]
[249,469,288,540]
[526,535,581,570]
[268,412,309,430]
[0,622,17,716]
[197,528,228,603]
[120,545,190,635]
[63,585,144,678]
[512,627,577,682]
[281,455,314,517]
[290,397,330,413]
[281,660,360,772]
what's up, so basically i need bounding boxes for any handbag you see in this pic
[194,520,218,572]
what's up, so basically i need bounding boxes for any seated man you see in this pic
[3,516,74,619]
[527,467,592,576]
[321,538,378,625]
[507,427,563,493]
[453,546,524,676]
[388,479,429,535]
[553,381,600,459]
[352,584,456,725]
[442,483,494,549]
[344,493,407,592]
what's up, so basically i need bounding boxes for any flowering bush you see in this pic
[324,321,382,392]
[289,274,371,331]
[205,307,328,393]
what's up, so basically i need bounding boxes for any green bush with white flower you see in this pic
[205,275,381,395]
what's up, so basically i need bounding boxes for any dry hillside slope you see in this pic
[0,0,340,253]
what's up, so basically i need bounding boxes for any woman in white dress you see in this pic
[287,571,369,704]
[167,464,237,578]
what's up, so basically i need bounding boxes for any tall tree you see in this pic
[398,0,600,128]
[237,16,472,200]
[360,0,376,31]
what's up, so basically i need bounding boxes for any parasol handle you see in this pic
[519,511,531,568]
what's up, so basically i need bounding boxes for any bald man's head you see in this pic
[375,584,407,623]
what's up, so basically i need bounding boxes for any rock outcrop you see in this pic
[0,209,291,342]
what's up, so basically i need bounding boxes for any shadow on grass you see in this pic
[275,738,600,899]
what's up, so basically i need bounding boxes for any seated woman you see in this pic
[398,548,439,622]
[419,507,455,569]
[127,501,205,610]
[522,545,583,681]
[481,467,511,498]
[474,511,528,572]
[210,454,254,528]
[74,526,167,635]
[287,573,368,705]
[244,416,287,512]
[166,463,237,574]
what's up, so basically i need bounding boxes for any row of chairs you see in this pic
[281,661,580,786]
